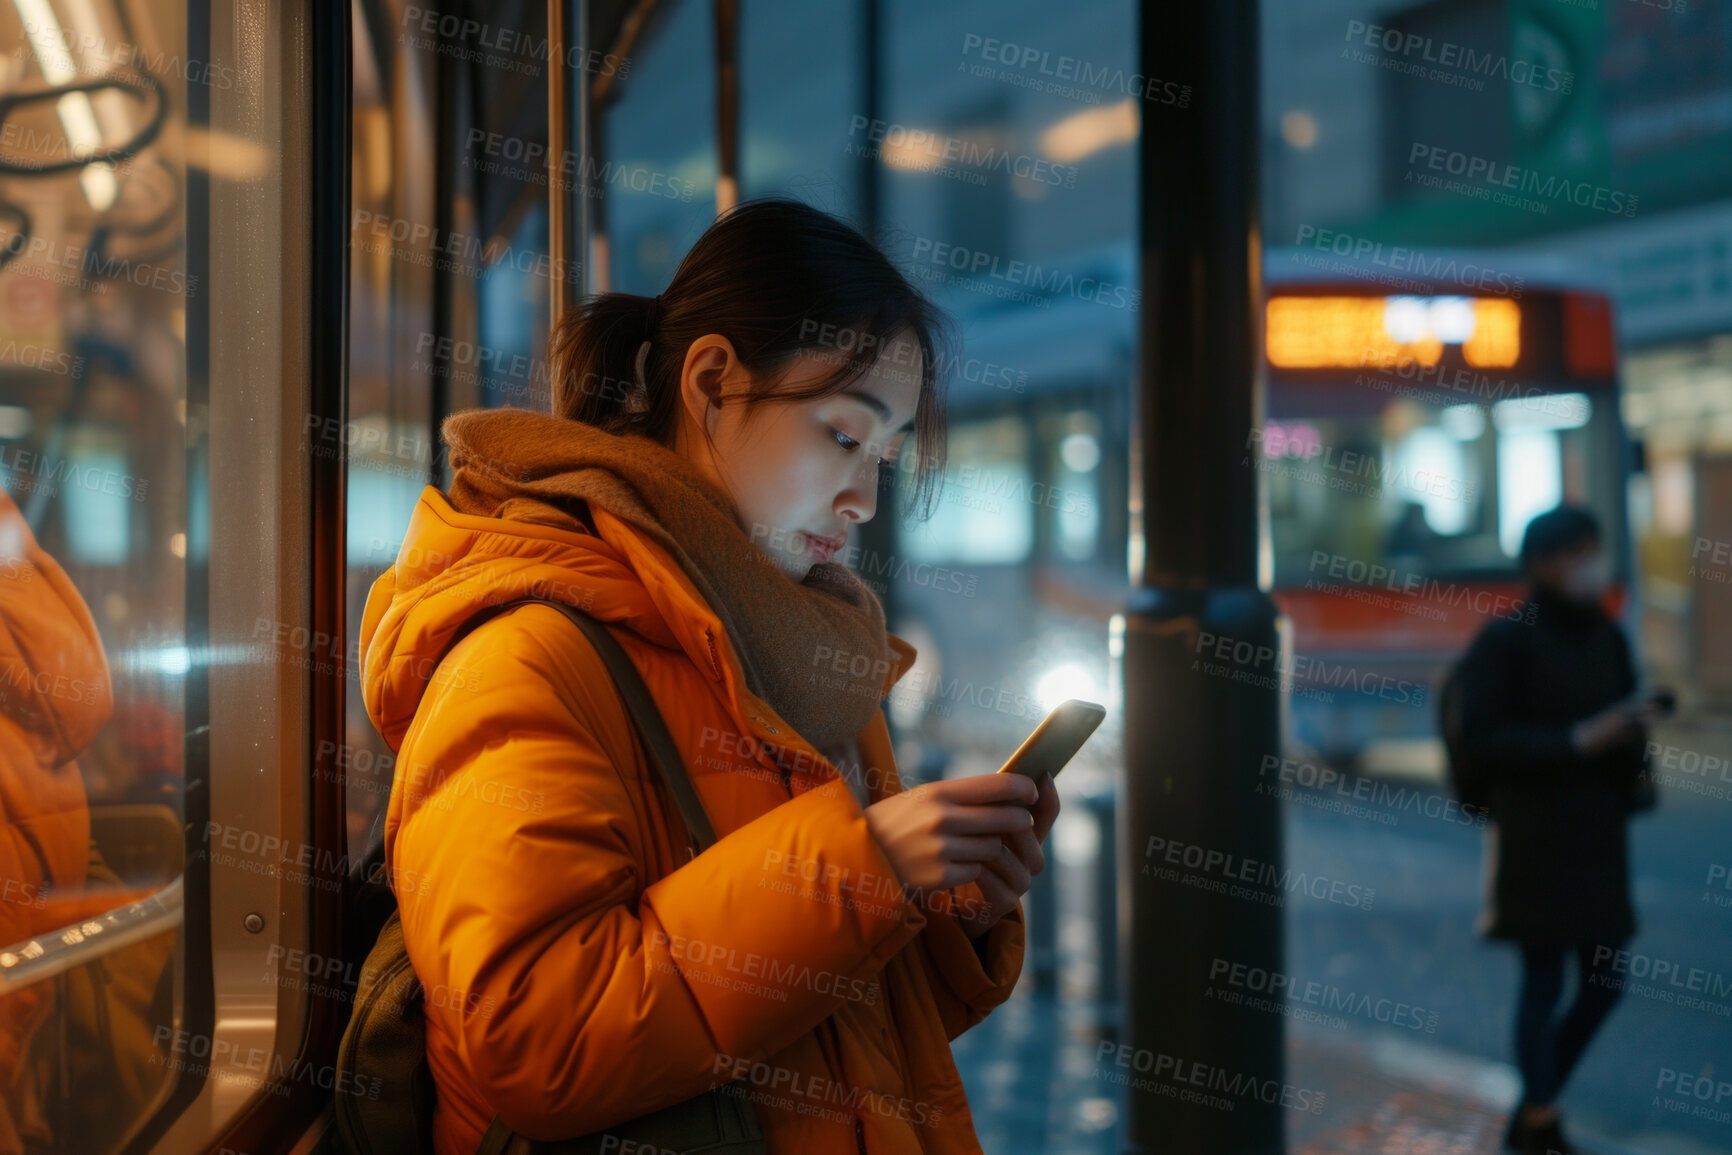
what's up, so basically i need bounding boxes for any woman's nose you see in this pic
[837,482,874,526]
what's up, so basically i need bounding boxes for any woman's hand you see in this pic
[863,773,1040,893]
[956,771,1060,940]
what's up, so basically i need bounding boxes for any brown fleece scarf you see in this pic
[441,408,894,753]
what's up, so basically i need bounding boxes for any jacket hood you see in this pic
[360,486,918,753]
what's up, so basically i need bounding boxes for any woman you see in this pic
[359,198,1059,1155]
[1455,506,1659,1155]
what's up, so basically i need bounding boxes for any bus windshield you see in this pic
[1263,381,1624,588]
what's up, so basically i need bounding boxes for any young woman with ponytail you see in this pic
[359,197,1059,1154]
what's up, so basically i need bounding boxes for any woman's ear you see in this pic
[678,335,737,430]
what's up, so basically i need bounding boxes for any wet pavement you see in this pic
[950,715,1732,1154]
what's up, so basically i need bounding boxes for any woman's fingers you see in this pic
[938,801,1037,836]
[979,840,1032,895]
[938,860,985,891]
[971,867,1018,927]
[1030,772,1061,843]
[932,772,1041,807]
[1001,827,1045,878]
[946,833,1014,862]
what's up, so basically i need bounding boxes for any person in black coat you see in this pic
[1455,506,1663,1155]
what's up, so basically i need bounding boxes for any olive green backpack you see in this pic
[334,595,764,1155]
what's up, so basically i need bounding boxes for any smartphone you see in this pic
[997,699,1107,784]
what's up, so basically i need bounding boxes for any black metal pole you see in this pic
[1121,1,1283,1152]
[550,0,592,319]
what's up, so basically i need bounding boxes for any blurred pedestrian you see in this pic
[1454,505,1663,1155]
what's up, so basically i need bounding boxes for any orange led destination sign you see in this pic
[1266,295,1521,370]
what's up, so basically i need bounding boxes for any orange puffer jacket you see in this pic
[359,486,1024,1155]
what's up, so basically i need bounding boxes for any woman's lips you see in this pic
[807,532,845,562]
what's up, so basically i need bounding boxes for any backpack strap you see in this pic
[510,596,718,853]
[473,1120,517,1155]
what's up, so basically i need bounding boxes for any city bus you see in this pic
[1260,249,1634,778]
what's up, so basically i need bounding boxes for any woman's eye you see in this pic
[834,428,894,467]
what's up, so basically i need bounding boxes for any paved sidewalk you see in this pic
[1288,1033,1515,1155]
[1288,1033,1722,1155]
[951,992,1724,1154]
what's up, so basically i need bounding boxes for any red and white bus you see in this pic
[1260,250,1633,778]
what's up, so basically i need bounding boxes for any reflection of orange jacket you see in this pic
[361,487,1023,1155]
[0,490,111,1109]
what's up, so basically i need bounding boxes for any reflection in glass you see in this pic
[0,0,190,1148]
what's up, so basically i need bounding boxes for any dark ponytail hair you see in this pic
[549,196,954,521]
